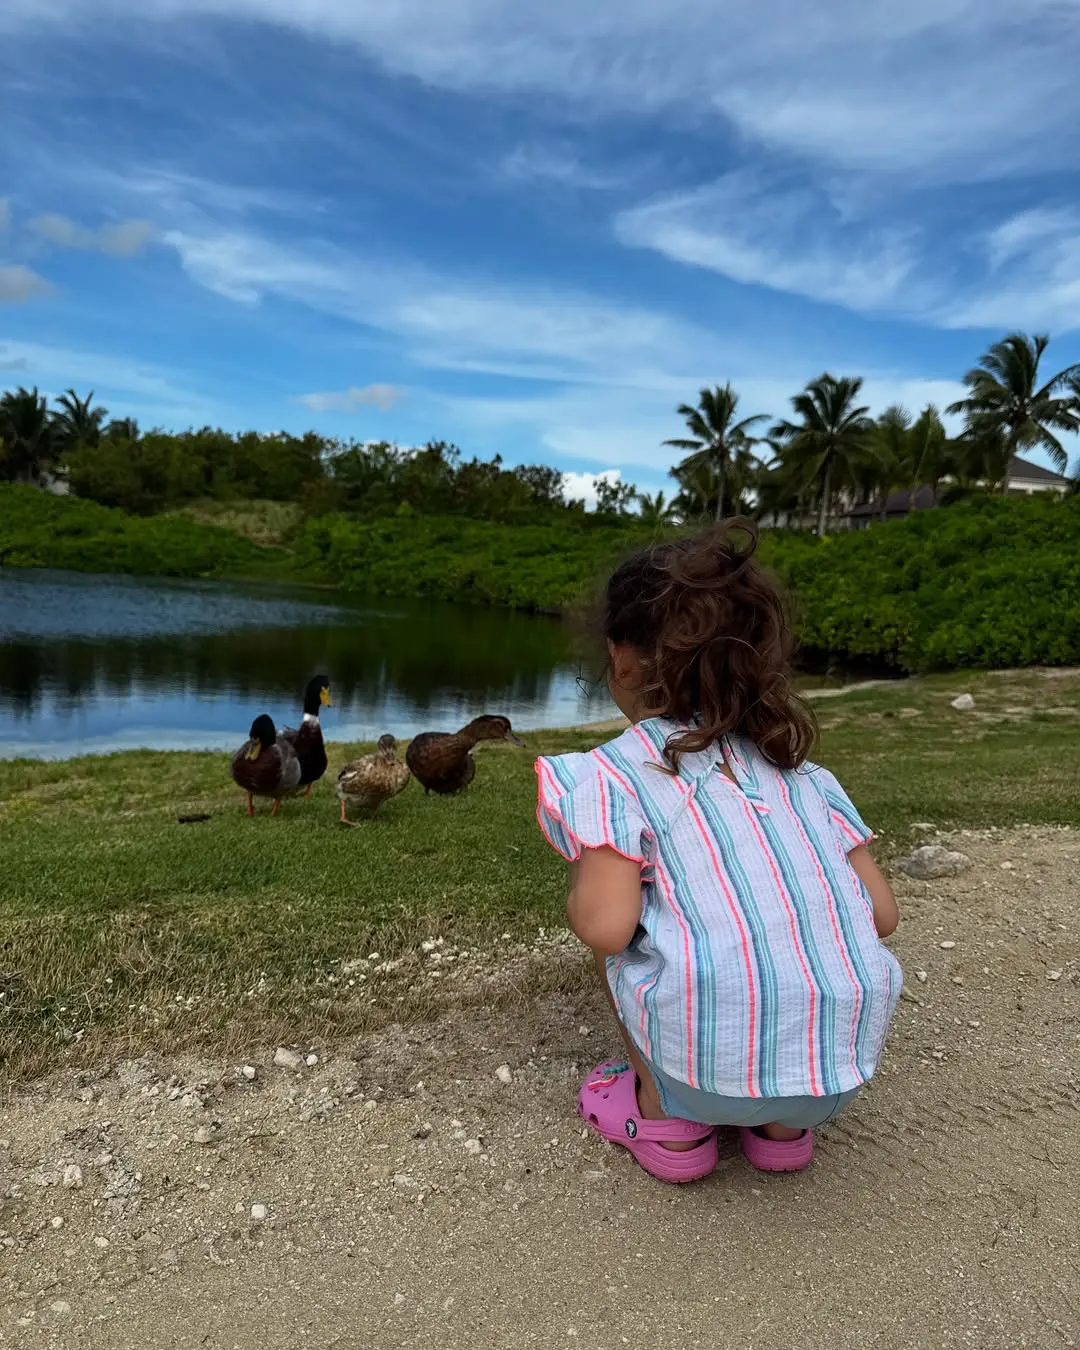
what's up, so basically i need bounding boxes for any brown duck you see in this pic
[406,715,525,795]
[280,674,332,795]
[230,714,302,816]
[336,734,410,822]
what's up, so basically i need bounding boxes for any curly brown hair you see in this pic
[602,520,816,772]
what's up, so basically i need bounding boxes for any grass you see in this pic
[1,668,1078,1080]
[170,498,304,549]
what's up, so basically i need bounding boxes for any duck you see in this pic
[230,714,302,816]
[336,734,411,822]
[280,674,332,795]
[406,715,525,796]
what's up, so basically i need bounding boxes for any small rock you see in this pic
[463,1139,483,1155]
[274,1047,303,1071]
[305,1054,319,1068]
[241,1066,257,1082]
[578,1025,590,1036]
[1000,861,1015,871]
[495,1065,513,1086]
[900,847,972,881]
[393,1174,416,1190]
[940,940,957,950]
[250,1204,268,1222]
[193,1127,216,1145]
[393,1293,406,1308]
[413,1123,433,1140]
[950,693,976,711]
[911,823,936,833]
[49,1300,72,1318]
[51,1217,65,1230]
[93,1237,110,1250]
[62,1165,83,1190]
[1047,970,1063,981]
[915,970,928,983]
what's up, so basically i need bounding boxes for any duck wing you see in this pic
[281,720,327,785]
[232,740,298,796]
[406,731,473,794]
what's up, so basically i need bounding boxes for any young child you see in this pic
[536,524,901,1182]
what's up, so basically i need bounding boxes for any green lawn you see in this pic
[1,668,1078,1079]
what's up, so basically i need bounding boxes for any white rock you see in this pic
[940,940,957,950]
[93,1236,110,1250]
[393,1293,406,1307]
[915,969,928,983]
[250,1203,268,1222]
[51,1217,65,1230]
[62,1165,83,1190]
[193,1127,216,1145]
[463,1138,483,1155]
[49,1300,72,1317]
[305,1053,319,1068]
[273,1048,303,1071]
[495,1064,513,1086]
[1047,970,1063,981]
[900,847,972,881]
[241,1066,257,1081]
[911,823,936,833]
[951,693,976,711]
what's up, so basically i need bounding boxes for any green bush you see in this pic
[760,495,1080,671]
[0,484,280,578]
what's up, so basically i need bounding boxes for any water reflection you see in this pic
[0,569,612,758]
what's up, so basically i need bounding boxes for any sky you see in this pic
[2,0,1080,504]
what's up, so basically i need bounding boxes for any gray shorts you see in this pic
[650,1061,861,1129]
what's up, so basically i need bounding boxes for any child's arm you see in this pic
[566,847,643,957]
[847,845,899,938]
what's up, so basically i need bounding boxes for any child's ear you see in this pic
[608,641,641,690]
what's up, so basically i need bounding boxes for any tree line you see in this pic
[2,332,1077,533]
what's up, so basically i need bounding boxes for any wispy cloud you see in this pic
[0,356,30,372]
[28,213,157,256]
[296,383,403,414]
[616,173,924,315]
[4,0,1078,183]
[0,264,52,303]
[499,144,621,191]
[161,223,725,386]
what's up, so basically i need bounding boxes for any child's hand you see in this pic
[566,847,644,957]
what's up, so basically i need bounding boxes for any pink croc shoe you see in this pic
[739,1126,814,1172]
[578,1060,718,1184]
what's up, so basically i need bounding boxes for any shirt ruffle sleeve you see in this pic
[809,765,874,850]
[535,753,650,863]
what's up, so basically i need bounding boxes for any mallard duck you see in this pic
[336,734,410,822]
[230,714,302,816]
[406,715,525,795]
[280,674,332,795]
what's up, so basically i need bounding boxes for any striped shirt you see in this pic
[536,720,901,1100]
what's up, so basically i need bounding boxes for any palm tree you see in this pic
[104,416,140,442]
[671,461,723,521]
[905,404,951,505]
[946,333,1080,490]
[0,386,59,484]
[865,404,912,520]
[664,384,768,520]
[636,489,678,526]
[53,388,109,451]
[770,374,875,535]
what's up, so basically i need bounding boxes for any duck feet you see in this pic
[271,799,282,817]
[246,794,255,817]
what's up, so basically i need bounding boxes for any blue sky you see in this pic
[2,0,1080,502]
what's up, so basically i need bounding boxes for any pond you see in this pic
[0,569,614,759]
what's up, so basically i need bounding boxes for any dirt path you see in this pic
[2,829,1077,1350]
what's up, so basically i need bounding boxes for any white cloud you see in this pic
[616,173,924,315]
[28,213,157,256]
[296,383,403,414]
[3,0,1078,183]
[160,224,726,386]
[499,145,620,190]
[0,264,52,302]
[561,469,623,510]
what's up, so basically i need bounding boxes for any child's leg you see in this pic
[592,952,700,1152]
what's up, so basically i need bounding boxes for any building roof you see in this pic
[848,485,938,519]
[1009,455,1069,485]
